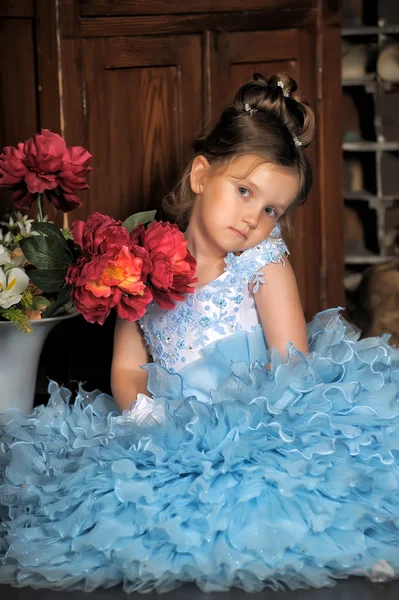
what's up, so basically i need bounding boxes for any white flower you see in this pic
[15,211,44,237]
[0,245,26,269]
[0,229,12,248]
[0,215,14,228]
[19,219,33,237]
[36,212,49,223]
[0,211,45,241]
[0,245,12,266]
[0,266,30,308]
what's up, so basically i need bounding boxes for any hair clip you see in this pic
[277,80,290,97]
[244,103,258,116]
[293,136,303,147]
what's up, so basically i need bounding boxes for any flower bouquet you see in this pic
[0,129,197,333]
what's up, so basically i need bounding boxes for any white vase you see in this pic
[0,312,78,414]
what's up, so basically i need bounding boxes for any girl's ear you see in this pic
[190,155,211,194]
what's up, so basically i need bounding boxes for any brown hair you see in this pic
[163,73,315,237]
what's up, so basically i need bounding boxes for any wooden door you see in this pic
[211,28,320,319]
[0,10,38,215]
[46,33,203,396]
[76,34,203,222]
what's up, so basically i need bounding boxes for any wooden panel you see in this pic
[294,28,321,319]
[0,0,33,17]
[212,29,298,112]
[211,28,321,319]
[35,1,61,133]
[61,38,85,145]
[0,17,38,215]
[0,18,37,143]
[322,0,340,24]
[59,0,80,37]
[33,0,64,227]
[80,11,315,37]
[75,35,202,222]
[58,33,203,394]
[223,59,296,110]
[317,17,344,308]
[80,0,316,17]
[216,29,299,62]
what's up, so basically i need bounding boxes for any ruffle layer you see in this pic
[1,308,399,593]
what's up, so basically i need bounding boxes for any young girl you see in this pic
[111,73,312,413]
[1,73,399,594]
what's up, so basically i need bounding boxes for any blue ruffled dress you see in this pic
[1,226,399,593]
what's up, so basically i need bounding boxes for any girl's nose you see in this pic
[242,209,261,230]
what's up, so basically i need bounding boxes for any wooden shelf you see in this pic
[343,141,399,151]
[343,191,399,204]
[342,16,399,316]
[342,77,376,88]
[343,191,375,201]
[342,25,399,36]
[345,252,398,265]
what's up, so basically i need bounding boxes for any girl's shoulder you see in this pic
[223,224,289,292]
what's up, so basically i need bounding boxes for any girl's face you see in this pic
[188,154,300,256]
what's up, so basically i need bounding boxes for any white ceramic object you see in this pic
[0,312,78,414]
[377,43,399,83]
[342,43,370,81]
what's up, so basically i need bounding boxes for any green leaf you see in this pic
[31,295,51,311]
[29,268,68,293]
[31,221,66,241]
[122,210,156,232]
[42,286,71,318]
[31,221,73,257]
[62,227,73,240]
[20,236,73,269]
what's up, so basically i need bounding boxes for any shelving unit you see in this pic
[342,25,399,36]
[342,78,376,89]
[342,14,399,289]
[343,141,399,151]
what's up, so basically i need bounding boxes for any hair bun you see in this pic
[164,73,315,231]
[234,72,315,148]
[265,73,298,97]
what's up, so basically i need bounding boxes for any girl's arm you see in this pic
[111,316,151,412]
[253,258,309,360]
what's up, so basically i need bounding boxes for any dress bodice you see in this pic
[139,225,288,372]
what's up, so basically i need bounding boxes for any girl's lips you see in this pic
[230,227,247,239]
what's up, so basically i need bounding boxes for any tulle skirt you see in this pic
[0,308,399,593]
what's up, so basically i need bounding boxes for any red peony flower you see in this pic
[66,214,153,324]
[0,129,91,212]
[137,221,197,310]
[72,212,132,255]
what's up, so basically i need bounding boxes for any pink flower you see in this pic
[0,129,91,212]
[137,221,197,310]
[66,213,153,324]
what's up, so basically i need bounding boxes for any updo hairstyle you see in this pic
[163,73,315,237]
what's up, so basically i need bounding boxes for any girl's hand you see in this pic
[116,394,166,427]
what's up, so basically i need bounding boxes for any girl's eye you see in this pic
[264,207,277,217]
[238,186,250,198]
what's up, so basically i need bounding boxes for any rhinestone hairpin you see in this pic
[277,80,290,97]
[244,103,258,116]
[244,99,302,146]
